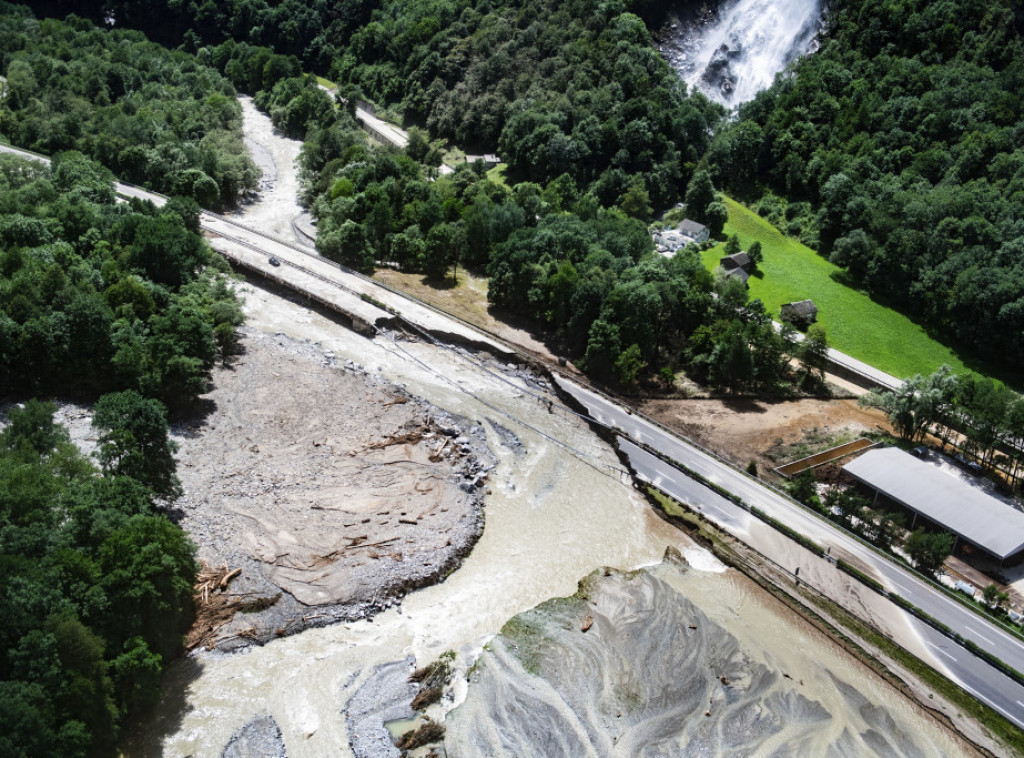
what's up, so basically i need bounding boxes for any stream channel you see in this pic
[132,100,969,757]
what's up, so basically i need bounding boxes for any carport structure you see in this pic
[842,447,1024,565]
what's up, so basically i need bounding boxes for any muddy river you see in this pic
[132,103,970,756]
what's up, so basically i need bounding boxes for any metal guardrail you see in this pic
[210,230,378,325]
[209,212,526,358]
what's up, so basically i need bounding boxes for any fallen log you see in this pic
[220,567,242,589]
[346,537,399,549]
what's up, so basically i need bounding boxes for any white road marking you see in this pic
[927,642,957,661]
[966,626,993,644]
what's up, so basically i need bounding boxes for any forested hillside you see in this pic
[34,0,342,67]
[329,0,721,209]
[0,150,231,754]
[0,4,257,208]
[24,1,1024,375]
[0,151,243,407]
[0,399,195,758]
[33,0,723,213]
[710,0,1024,370]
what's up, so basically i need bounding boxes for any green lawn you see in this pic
[486,163,509,187]
[700,197,971,380]
[439,144,464,167]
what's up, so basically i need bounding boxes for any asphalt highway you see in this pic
[558,377,1024,729]
[5,140,1023,731]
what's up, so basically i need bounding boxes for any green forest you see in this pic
[710,0,1024,371]
[0,151,243,406]
[34,0,724,208]
[4,0,1024,750]
[0,5,258,208]
[0,397,195,757]
[296,74,826,392]
[29,0,1024,377]
[0,148,236,756]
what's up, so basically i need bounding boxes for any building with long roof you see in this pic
[843,447,1024,564]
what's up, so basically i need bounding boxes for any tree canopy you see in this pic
[0,5,258,209]
[861,365,1024,487]
[28,0,724,218]
[710,0,1024,371]
[0,151,243,409]
[0,400,196,757]
[92,391,181,500]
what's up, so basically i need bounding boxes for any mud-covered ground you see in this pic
[639,396,891,478]
[174,327,495,649]
[445,553,979,758]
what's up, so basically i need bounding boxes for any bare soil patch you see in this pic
[175,328,494,649]
[639,396,892,477]
[373,268,570,368]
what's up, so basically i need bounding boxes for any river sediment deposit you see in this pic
[133,279,979,757]
[130,276,690,757]
[174,328,493,650]
[128,98,988,756]
[234,95,305,240]
[448,553,971,756]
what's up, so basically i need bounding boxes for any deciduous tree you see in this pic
[905,529,954,576]
[92,391,181,500]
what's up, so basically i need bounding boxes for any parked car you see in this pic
[910,446,928,458]
[953,453,983,476]
[954,579,977,597]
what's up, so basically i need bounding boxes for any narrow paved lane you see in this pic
[354,105,409,148]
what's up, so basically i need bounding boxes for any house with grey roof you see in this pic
[781,299,818,327]
[678,219,709,244]
[720,251,751,272]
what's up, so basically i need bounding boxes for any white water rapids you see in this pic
[127,101,968,757]
[669,0,824,106]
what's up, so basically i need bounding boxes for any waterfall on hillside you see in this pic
[664,0,824,107]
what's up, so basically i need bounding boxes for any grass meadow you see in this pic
[698,197,974,381]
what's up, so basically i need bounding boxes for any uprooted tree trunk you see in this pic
[186,562,278,651]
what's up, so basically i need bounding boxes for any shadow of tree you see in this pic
[721,396,769,414]
[119,655,204,757]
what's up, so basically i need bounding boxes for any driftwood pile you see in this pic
[186,562,248,652]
